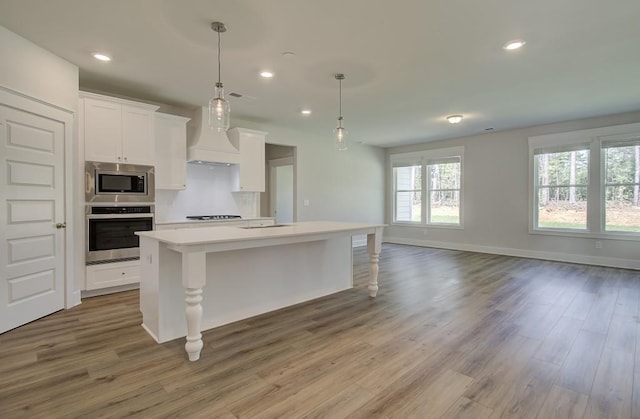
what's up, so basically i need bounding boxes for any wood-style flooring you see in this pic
[1,244,640,418]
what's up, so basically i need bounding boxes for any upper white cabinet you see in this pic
[154,112,190,190]
[227,127,267,192]
[80,92,159,165]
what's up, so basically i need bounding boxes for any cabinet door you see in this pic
[122,105,155,165]
[83,98,122,163]
[155,114,188,190]
[237,134,265,192]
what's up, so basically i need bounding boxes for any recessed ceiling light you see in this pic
[447,115,463,124]
[260,71,274,78]
[92,52,111,62]
[301,109,312,115]
[503,39,526,50]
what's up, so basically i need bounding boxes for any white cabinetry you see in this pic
[227,128,267,192]
[80,92,159,165]
[154,113,190,190]
[86,260,140,290]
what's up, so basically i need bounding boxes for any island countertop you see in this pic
[137,220,385,247]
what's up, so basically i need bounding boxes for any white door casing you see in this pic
[269,157,294,224]
[0,92,71,334]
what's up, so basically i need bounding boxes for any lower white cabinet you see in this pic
[86,260,140,290]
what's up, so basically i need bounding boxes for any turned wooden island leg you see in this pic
[180,249,207,361]
[184,288,203,361]
[367,227,383,298]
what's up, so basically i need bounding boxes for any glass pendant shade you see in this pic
[335,118,348,151]
[209,83,230,132]
[334,73,347,151]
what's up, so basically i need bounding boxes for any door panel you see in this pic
[0,104,65,333]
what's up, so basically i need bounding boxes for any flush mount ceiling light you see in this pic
[208,21,230,132]
[334,73,347,151]
[92,52,111,62]
[503,39,526,50]
[301,109,312,115]
[260,71,274,78]
[447,115,464,124]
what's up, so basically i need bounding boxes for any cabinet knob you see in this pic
[117,156,122,161]
[124,157,128,162]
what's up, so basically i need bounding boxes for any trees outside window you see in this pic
[603,141,640,232]
[534,148,589,230]
[391,147,463,227]
[530,124,640,237]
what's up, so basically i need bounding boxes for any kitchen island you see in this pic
[136,221,384,361]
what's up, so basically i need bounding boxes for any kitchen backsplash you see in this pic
[155,163,258,221]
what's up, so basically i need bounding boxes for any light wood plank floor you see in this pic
[2,244,640,418]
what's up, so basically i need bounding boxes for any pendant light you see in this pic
[334,73,347,151]
[209,21,230,132]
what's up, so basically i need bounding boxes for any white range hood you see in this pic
[187,107,240,164]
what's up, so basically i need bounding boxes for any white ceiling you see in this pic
[1,0,639,147]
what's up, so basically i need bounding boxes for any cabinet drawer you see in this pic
[86,260,140,290]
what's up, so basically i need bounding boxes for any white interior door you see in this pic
[0,103,66,334]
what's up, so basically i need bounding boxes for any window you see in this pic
[533,146,590,230]
[603,139,640,233]
[529,122,640,238]
[391,147,463,227]
[393,165,422,222]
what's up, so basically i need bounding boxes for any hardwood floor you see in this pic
[1,243,640,418]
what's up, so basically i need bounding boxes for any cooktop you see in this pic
[186,215,242,220]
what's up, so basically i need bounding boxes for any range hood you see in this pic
[187,107,240,164]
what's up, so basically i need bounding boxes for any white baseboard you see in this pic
[66,290,82,308]
[384,236,640,270]
[81,283,140,299]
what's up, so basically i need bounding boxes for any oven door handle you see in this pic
[86,213,154,219]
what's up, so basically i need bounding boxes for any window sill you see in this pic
[391,222,464,230]
[529,228,640,242]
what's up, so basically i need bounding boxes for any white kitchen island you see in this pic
[136,221,384,361]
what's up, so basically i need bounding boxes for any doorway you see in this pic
[263,144,296,223]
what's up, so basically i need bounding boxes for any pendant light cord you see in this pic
[217,29,222,86]
[339,78,342,119]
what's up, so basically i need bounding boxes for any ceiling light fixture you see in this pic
[447,115,463,124]
[334,73,347,151]
[260,71,274,78]
[208,21,230,132]
[301,109,312,115]
[503,39,526,50]
[92,52,111,62]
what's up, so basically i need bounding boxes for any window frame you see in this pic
[390,146,464,229]
[528,122,640,241]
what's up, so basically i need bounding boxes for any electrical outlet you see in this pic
[303,199,310,207]
[595,240,603,249]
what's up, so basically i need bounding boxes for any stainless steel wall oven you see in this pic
[86,205,154,264]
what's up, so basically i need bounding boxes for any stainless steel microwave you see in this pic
[85,161,155,203]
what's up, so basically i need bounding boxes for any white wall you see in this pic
[234,118,386,224]
[0,26,78,112]
[385,111,640,269]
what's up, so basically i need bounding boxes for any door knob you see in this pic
[56,222,67,229]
